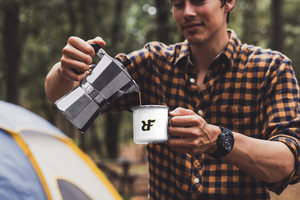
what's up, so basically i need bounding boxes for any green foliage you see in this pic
[284,0,300,77]
[1,0,300,158]
[229,0,300,77]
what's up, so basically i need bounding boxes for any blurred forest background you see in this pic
[1,0,300,161]
[1,0,300,199]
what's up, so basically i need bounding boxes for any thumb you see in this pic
[87,37,106,57]
[87,36,106,47]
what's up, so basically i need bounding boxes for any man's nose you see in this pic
[183,2,197,19]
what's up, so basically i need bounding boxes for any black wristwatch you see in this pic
[209,126,234,159]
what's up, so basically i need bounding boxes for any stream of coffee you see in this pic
[139,91,142,106]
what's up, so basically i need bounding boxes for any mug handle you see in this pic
[168,116,173,127]
[168,116,177,139]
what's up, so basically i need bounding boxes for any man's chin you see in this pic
[185,36,207,45]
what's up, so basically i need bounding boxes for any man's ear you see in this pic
[225,0,236,13]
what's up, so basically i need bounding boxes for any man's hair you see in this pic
[220,0,227,7]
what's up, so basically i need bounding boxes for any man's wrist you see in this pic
[209,126,234,159]
[204,124,222,154]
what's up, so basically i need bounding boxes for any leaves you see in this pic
[0,0,300,158]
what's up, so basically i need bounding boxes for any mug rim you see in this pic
[131,105,168,111]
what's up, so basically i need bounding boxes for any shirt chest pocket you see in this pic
[218,105,260,137]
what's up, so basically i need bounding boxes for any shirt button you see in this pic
[198,110,203,116]
[190,78,195,83]
[194,178,200,184]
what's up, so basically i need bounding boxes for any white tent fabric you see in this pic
[20,130,117,200]
[0,101,122,200]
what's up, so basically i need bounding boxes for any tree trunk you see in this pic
[155,0,170,43]
[270,0,284,51]
[65,0,77,37]
[105,113,122,158]
[102,0,126,159]
[2,3,23,104]
[241,0,258,45]
[90,123,102,156]
[111,0,125,46]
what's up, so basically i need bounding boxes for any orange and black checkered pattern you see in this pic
[104,30,300,199]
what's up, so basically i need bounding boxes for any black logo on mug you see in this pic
[141,119,156,131]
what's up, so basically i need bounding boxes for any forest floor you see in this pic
[100,144,300,200]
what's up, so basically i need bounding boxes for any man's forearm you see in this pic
[224,132,295,183]
[45,62,79,103]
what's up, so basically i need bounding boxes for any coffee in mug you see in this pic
[131,105,169,144]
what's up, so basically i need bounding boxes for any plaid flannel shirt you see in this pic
[104,29,300,199]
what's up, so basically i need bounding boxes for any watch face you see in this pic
[222,135,234,151]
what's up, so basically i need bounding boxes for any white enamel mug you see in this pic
[131,105,169,144]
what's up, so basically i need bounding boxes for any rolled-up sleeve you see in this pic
[264,133,300,194]
[260,57,300,194]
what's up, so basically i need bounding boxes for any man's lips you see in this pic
[182,23,204,32]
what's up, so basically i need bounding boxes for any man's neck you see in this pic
[190,29,230,73]
[189,29,230,93]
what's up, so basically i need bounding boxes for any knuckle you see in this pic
[59,67,66,75]
[77,63,87,72]
[60,56,67,64]
[190,131,199,137]
[59,68,70,80]
[167,140,175,147]
[68,36,78,43]
[84,55,93,64]
[188,108,194,113]
[86,46,94,54]
[74,75,82,82]
[62,45,71,55]
[189,140,198,148]
[190,117,199,124]
[62,47,67,54]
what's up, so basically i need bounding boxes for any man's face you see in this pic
[171,0,229,45]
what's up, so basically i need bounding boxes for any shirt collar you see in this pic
[174,29,241,69]
[174,40,190,66]
[223,29,242,69]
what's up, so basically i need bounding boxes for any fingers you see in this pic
[169,107,207,130]
[168,123,220,155]
[171,147,194,154]
[167,107,215,155]
[169,107,196,117]
[168,125,199,138]
[63,37,94,63]
[59,36,106,82]
[168,137,205,155]
[168,136,197,147]
[170,115,199,127]
[59,57,88,81]
[168,132,210,155]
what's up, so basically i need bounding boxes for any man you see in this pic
[45,0,300,199]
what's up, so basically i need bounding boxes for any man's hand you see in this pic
[60,36,106,82]
[168,107,295,183]
[45,36,106,103]
[167,107,220,155]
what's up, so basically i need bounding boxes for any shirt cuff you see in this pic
[263,134,300,194]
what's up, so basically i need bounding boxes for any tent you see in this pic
[0,100,122,200]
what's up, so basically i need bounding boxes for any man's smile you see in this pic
[182,22,204,32]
